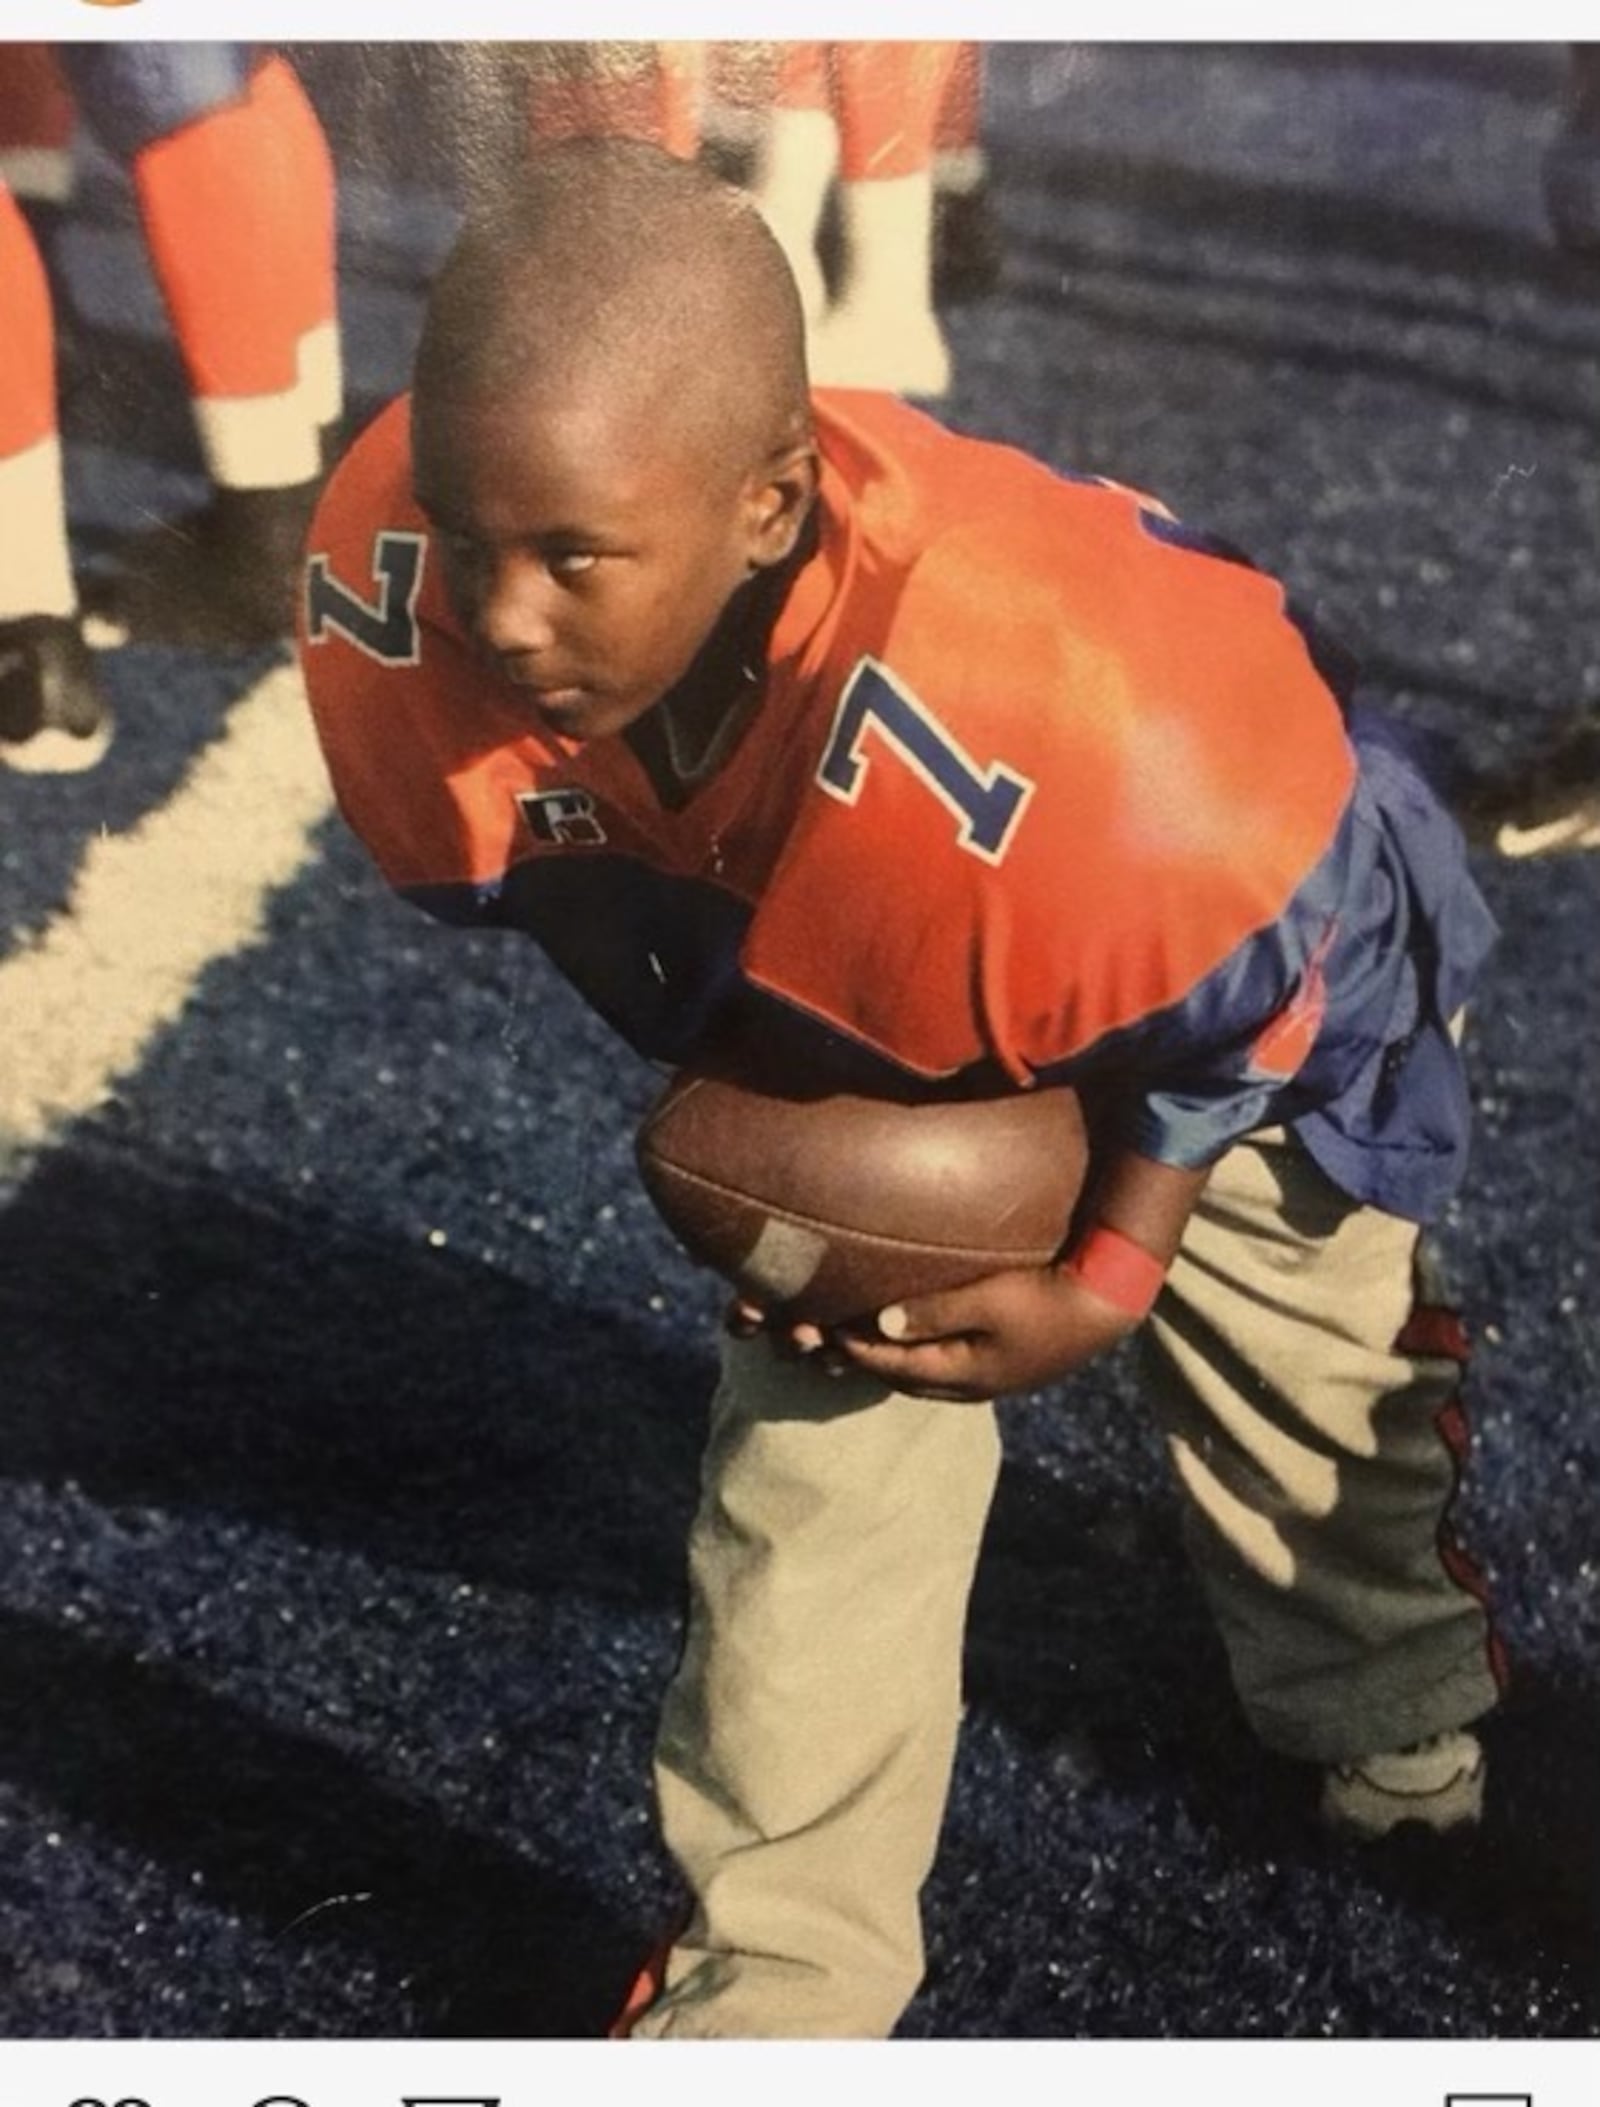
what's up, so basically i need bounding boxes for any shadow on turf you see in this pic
[962,1438,1600,2033]
[1002,138,1597,314]
[0,1139,709,1608]
[3,1139,1595,2034]
[1241,42,1564,106]
[0,1140,714,2030]
[1002,222,1592,444]
[0,1605,645,2036]
[1008,199,1599,368]
[1340,1676,1600,2031]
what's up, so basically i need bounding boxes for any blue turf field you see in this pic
[1,43,1597,2038]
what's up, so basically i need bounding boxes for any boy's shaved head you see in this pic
[414,138,811,482]
[407,139,821,753]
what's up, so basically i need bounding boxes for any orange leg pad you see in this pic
[0,45,76,153]
[0,183,58,456]
[771,42,830,113]
[934,43,983,155]
[132,54,336,404]
[829,42,961,182]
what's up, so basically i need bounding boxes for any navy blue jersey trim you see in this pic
[1134,505,1363,711]
[402,856,755,1068]
[57,44,258,162]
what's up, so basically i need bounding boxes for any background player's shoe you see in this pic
[0,614,113,774]
[87,477,324,649]
[933,170,1003,301]
[1458,715,1600,857]
[1320,1730,1485,1840]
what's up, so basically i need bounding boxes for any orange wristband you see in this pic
[1060,1223,1166,1320]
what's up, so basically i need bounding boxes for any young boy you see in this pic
[298,140,1505,2039]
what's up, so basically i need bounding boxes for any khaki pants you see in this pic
[631,1129,1503,2038]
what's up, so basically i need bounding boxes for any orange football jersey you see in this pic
[301,389,1493,1220]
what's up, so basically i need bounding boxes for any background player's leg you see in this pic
[60,45,341,645]
[807,41,959,398]
[0,181,111,773]
[0,182,73,625]
[699,39,782,167]
[0,45,77,212]
[932,43,1003,302]
[633,1334,1000,2038]
[1144,1127,1505,1829]
[524,41,703,160]
[933,42,986,207]
[747,42,835,327]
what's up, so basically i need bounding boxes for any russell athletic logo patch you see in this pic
[517,788,608,848]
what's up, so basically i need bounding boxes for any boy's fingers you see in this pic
[874,1286,979,1343]
[721,1300,986,1398]
[844,1333,968,1387]
[724,1298,767,1337]
[725,1300,969,1383]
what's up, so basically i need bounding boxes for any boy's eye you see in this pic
[547,550,599,579]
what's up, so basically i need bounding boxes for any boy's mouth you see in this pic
[496,654,597,712]
[522,685,601,737]
[522,683,588,707]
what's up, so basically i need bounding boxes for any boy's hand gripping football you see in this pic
[729,1154,1211,1402]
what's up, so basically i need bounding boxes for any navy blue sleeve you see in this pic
[1047,716,1496,1224]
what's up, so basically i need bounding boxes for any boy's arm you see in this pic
[734,1148,1210,1402]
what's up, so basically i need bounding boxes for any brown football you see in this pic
[635,1070,1090,1327]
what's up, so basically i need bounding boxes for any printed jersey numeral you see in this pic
[816,658,1035,865]
[304,531,426,665]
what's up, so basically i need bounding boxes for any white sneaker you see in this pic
[1321,1729,1485,1840]
[1463,715,1600,858]
[1496,794,1600,859]
[0,615,114,775]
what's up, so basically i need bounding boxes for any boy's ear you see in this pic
[744,439,819,569]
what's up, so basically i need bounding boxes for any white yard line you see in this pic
[0,660,333,1177]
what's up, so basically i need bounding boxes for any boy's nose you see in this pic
[475,553,561,659]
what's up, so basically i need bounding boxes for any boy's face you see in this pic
[413,381,811,745]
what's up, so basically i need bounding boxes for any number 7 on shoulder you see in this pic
[816,658,1035,865]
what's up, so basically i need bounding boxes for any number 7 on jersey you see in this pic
[816,658,1035,865]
